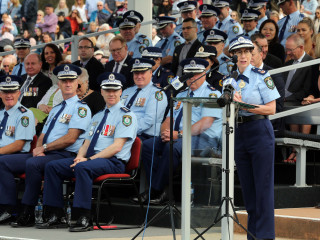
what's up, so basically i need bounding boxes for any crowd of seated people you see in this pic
[0,0,319,233]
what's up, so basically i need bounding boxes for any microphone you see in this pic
[161,72,195,91]
[231,55,238,63]
[217,71,239,107]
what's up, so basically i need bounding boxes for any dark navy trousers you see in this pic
[235,119,275,240]
[43,157,125,210]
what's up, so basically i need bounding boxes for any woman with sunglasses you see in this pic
[229,36,280,240]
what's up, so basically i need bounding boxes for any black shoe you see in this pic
[131,190,150,204]
[36,213,68,229]
[150,190,169,205]
[10,212,35,228]
[0,211,13,224]
[69,216,93,232]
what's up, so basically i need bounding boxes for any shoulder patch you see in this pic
[251,67,267,75]
[221,56,228,61]
[174,40,181,47]
[121,107,130,113]
[78,107,87,118]
[18,106,27,113]
[155,91,163,101]
[232,26,239,34]
[21,116,29,127]
[122,115,132,126]
[264,76,275,89]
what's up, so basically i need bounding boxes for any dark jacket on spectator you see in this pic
[21,0,37,22]
[58,18,72,37]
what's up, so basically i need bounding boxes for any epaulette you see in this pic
[299,13,304,18]
[230,18,236,24]
[165,69,170,73]
[221,56,229,62]
[139,34,147,38]
[251,67,267,75]
[15,62,19,66]
[174,36,180,39]
[153,83,161,89]
[18,106,27,113]
[78,100,87,104]
[121,107,131,112]
[222,75,228,80]
[207,85,216,91]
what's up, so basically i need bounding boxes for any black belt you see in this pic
[237,115,268,123]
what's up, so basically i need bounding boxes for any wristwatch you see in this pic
[43,144,48,152]
[178,130,183,138]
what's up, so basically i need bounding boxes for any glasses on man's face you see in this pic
[234,49,252,56]
[110,46,124,54]
[78,46,92,50]
[3,65,9,68]
[182,26,196,31]
[285,46,299,53]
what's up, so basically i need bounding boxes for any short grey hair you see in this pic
[78,68,89,84]
[287,33,304,47]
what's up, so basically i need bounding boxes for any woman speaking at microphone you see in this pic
[228,36,280,240]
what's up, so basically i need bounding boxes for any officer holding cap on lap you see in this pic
[0,75,36,224]
[228,36,280,240]
[135,58,222,205]
[121,58,168,141]
[37,72,137,232]
[9,64,92,228]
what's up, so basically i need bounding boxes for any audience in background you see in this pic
[55,0,69,17]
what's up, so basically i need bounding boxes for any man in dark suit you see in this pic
[20,53,52,109]
[251,41,285,131]
[104,35,134,89]
[21,0,38,36]
[283,34,314,105]
[72,37,105,92]
[171,18,203,76]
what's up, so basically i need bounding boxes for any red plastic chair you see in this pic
[92,137,144,230]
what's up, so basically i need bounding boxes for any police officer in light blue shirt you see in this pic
[228,36,280,240]
[277,0,304,46]
[141,47,174,88]
[213,0,243,43]
[123,10,152,49]
[121,58,168,141]
[175,1,202,35]
[247,0,269,29]
[11,38,31,77]
[137,58,222,205]
[0,75,36,224]
[239,9,260,38]
[37,72,137,232]
[197,4,220,43]
[9,64,92,228]
[114,17,149,60]
[155,16,185,63]
[204,29,234,76]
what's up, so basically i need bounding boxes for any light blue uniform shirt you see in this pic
[172,81,222,140]
[235,64,280,116]
[12,62,26,76]
[302,0,318,19]
[0,102,35,152]
[217,52,233,76]
[155,31,185,57]
[175,18,202,36]
[42,95,92,153]
[257,15,268,30]
[214,15,243,43]
[278,11,304,46]
[121,81,168,136]
[241,27,259,38]
[86,102,137,161]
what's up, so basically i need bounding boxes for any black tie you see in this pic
[0,112,9,139]
[17,63,23,77]
[217,22,222,29]
[161,38,168,50]
[126,88,142,109]
[43,101,66,144]
[86,109,110,157]
[114,62,120,73]
[174,91,194,131]
[279,15,290,43]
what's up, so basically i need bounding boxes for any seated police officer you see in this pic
[10,64,92,227]
[0,75,36,223]
[136,58,223,205]
[121,58,168,141]
[141,47,174,88]
[37,72,137,232]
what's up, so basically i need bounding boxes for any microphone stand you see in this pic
[132,84,205,240]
